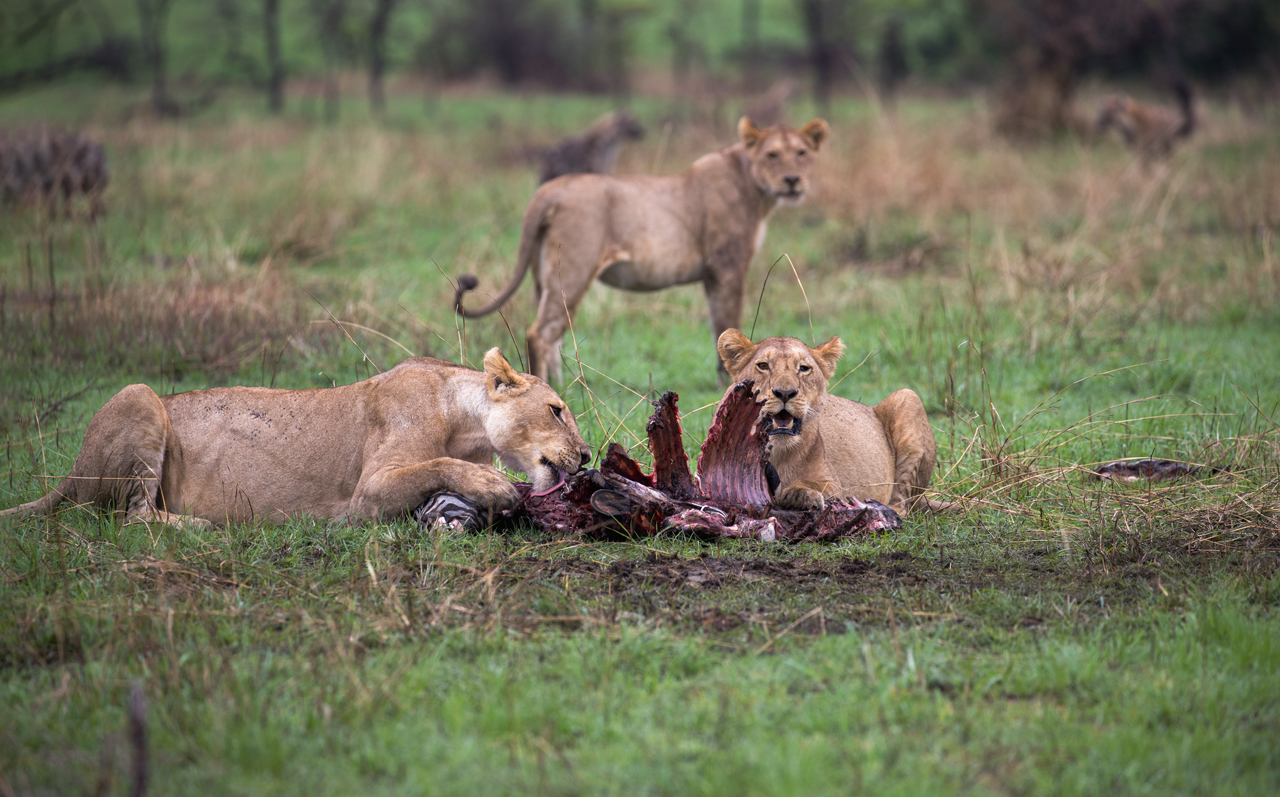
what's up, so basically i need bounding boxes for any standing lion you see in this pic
[456,116,829,382]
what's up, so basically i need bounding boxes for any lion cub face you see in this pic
[481,349,591,495]
[738,116,829,206]
[716,330,845,456]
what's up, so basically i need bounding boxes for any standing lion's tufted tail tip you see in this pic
[454,274,480,310]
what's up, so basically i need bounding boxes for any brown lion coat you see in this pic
[456,116,830,382]
[1,350,589,526]
[717,330,941,514]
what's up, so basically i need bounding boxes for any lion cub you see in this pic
[717,330,941,515]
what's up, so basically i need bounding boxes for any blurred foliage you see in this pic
[0,0,1275,99]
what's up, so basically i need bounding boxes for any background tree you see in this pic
[795,0,857,115]
[367,0,398,116]
[135,0,177,115]
[877,15,908,107]
[311,0,351,122]
[264,0,284,113]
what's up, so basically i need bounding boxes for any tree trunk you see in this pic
[368,0,397,117]
[136,0,175,116]
[264,0,284,113]
[314,0,348,123]
[742,0,760,90]
[797,0,833,116]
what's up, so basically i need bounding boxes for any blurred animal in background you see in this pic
[1096,80,1195,160]
[457,116,829,383]
[537,110,645,184]
[742,79,796,127]
[0,129,109,219]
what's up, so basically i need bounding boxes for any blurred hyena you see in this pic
[1,129,109,219]
[538,110,645,185]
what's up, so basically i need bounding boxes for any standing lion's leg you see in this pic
[527,301,570,384]
[872,389,939,513]
[528,255,592,384]
[703,267,748,385]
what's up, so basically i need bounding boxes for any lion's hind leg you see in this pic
[68,384,201,526]
[873,389,941,514]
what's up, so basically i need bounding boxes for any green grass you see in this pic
[2,85,1279,794]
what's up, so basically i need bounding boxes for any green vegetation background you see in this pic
[1,75,1278,795]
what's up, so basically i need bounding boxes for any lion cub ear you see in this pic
[483,348,529,395]
[717,329,756,375]
[811,336,845,379]
[799,118,829,151]
[738,116,765,149]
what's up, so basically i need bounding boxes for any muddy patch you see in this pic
[605,553,879,590]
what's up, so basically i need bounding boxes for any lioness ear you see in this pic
[799,118,829,151]
[738,116,765,149]
[483,347,528,394]
[811,336,845,379]
[717,329,756,375]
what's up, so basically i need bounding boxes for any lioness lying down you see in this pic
[456,116,829,383]
[1,349,590,526]
[718,330,943,514]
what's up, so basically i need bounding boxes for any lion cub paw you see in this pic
[776,484,825,511]
[462,469,521,512]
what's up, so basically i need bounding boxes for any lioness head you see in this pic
[738,116,829,206]
[482,348,591,495]
[717,330,845,455]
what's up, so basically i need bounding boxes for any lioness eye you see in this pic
[550,405,563,420]
[767,151,779,159]
[797,149,807,157]
[756,362,770,371]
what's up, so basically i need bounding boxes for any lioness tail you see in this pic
[454,194,554,319]
[0,477,75,520]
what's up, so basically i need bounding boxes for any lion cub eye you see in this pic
[798,364,812,373]
[767,151,780,159]
[797,149,808,157]
[756,362,770,372]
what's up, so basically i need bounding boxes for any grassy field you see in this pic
[1,81,1279,794]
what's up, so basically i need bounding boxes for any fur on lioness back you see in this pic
[1,349,590,526]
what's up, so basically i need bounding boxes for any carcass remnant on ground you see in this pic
[416,381,902,542]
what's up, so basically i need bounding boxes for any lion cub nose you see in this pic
[579,447,592,469]
[772,387,798,403]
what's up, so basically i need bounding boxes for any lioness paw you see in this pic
[463,471,521,512]
[776,484,824,511]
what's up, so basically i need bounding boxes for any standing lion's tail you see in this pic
[0,477,76,520]
[454,193,556,319]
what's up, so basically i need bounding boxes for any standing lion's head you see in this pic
[738,116,830,206]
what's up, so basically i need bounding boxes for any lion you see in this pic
[1096,81,1194,160]
[456,116,830,383]
[717,329,943,515]
[0,349,590,527]
[538,110,646,184]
